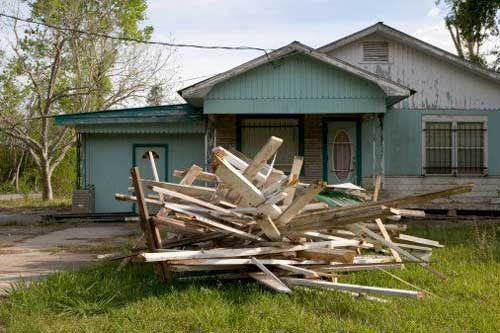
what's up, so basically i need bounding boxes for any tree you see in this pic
[146,84,164,106]
[439,0,500,65]
[0,0,176,200]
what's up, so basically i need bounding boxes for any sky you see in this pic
[145,0,455,90]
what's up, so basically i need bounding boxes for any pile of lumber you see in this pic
[115,136,473,300]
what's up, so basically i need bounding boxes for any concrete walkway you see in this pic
[0,223,137,295]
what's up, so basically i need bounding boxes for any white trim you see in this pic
[421,115,488,176]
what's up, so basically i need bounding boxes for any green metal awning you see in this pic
[54,104,206,134]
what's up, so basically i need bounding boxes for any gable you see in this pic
[323,31,500,110]
[204,54,388,114]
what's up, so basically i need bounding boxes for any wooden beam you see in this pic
[281,278,424,299]
[173,169,217,183]
[371,175,402,263]
[242,136,283,181]
[283,156,304,206]
[297,248,356,263]
[140,240,360,262]
[276,181,326,226]
[275,264,320,278]
[348,224,447,280]
[161,202,263,241]
[396,234,444,248]
[179,164,204,185]
[250,257,292,294]
[213,154,282,218]
[130,167,169,282]
[144,180,216,198]
[255,215,281,241]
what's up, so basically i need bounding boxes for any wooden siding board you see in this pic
[328,32,500,109]
[84,133,205,213]
[205,54,387,115]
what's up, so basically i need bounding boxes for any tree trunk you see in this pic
[41,164,54,201]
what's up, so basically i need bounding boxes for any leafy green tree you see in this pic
[439,0,500,65]
[0,0,175,199]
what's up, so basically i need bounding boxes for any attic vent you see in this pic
[362,41,389,62]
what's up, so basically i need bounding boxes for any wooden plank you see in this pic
[397,234,444,248]
[213,154,282,218]
[250,272,293,294]
[151,216,207,235]
[371,175,402,263]
[130,167,169,282]
[276,181,325,226]
[143,180,216,198]
[255,215,281,241]
[297,248,356,263]
[161,202,263,241]
[250,257,292,294]
[242,136,283,181]
[179,164,204,185]
[140,240,360,262]
[173,169,217,183]
[281,278,424,299]
[275,264,320,278]
[283,156,304,206]
[348,224,447,280]
[166,258,328,266]
[151,186,236,217]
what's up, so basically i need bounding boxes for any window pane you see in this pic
[457,122,484,174]
[240,118,299,172]
[425,122,452,174]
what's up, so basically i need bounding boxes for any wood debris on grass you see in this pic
[113,136,473,301]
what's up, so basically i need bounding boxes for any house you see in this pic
[55,22,500,213]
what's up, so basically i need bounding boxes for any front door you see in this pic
[327,121,358,184]
[132,144,168,212]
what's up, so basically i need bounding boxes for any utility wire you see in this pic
[0,12,271,54]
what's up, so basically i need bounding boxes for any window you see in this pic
[239,118,301,173]
[362,41,390,62]
[422,116,487,175]
[331,131,352,181]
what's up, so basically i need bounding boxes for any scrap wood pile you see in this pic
[115,136,473,301]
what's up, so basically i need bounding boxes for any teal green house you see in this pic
[56,23,500,213]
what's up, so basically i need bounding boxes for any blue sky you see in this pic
[146,0,453,88]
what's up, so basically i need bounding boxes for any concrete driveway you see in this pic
[0,223,138,295]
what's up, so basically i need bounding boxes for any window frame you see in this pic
[236,115,304,175]
[421,115,488,176]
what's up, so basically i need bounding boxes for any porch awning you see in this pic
[53,104,206,134]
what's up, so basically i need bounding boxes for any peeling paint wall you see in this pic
[327,32,500,110]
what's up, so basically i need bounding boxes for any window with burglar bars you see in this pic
[423,117,487,175]
[240,118,300,173]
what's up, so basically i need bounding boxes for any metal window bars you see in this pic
[424,122,486,175]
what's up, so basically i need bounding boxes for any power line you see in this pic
[0,12,271,54]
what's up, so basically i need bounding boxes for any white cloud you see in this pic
[414,24,456,54]
[427,7,441,17]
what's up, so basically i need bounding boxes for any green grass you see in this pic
[0,197,70,210]
[1,224,499,332]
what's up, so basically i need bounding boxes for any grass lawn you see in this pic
[0,197,71,210]
[0,223,499,332]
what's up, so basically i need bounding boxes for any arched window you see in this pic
[332,131,352,181]
[142,150,159,160]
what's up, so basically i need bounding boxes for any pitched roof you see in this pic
[317,22,500,84]
[178,41,414,107]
